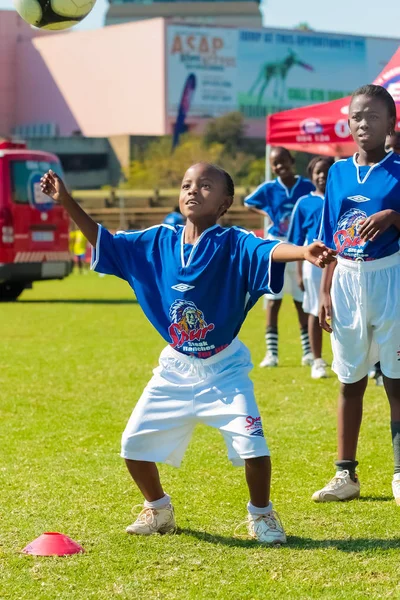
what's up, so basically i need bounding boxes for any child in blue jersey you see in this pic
[288,156,334,379]
[40,163,334,544]
[245,147,315,368]
[313,85,400,505]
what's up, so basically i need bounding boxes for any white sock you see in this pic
[247,500,273,515]
[144,493,171,509]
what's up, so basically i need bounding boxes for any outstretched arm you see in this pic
[40,170,98,247]
[272,241,336,268]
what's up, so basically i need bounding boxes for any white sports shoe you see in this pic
[392,474,400,506]
[311,358,328,379]
[376,375,384,387]
[301,352,314,366]
[259,352,278,368]
[126,504,176,535]
[246,510,287,545]
[312,470,360,502]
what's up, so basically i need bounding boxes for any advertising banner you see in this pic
[167,25,238,118]
[167,24,400,121]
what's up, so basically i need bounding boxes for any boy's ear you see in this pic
[220,196,234,217]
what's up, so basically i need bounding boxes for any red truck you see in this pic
[0,140,72,300]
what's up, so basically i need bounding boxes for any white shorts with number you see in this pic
[302,261,322,318]
[331,252,400,384]
[121,339,269,467]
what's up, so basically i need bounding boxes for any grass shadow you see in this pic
[357,496,394,502]
[19,299,138,305]
[177,528,400,552]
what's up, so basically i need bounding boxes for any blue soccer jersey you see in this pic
[244,176,315,238]
[92,224,285,358]
[318,152,400,260]
[287,192,324,247]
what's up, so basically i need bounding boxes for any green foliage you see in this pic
[124,136,224,189]
[1,273,400,599]
[203,111,245,155]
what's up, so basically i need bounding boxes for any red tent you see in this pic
[266,46,400,157]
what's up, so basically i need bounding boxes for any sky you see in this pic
[1,0,400,38]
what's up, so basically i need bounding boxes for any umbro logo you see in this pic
[171,283,195,292]
[348,195,370,203]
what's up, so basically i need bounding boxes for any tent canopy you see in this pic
[266,46,400,157]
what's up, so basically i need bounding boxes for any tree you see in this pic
[295,22,313,31]
[203,112,245,156]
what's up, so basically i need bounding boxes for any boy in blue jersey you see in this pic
[313,85,400,505]
[40,163,335,544]
[245,147,315,368]
[288,156,334,379]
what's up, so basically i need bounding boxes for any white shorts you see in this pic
[302,261,322,318]
[331,252,400,384]
[121,339,269,467]
[265,260,304,302]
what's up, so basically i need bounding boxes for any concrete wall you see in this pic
[32,19,167,137]
[0,12,35,136]
[16,37,80,136]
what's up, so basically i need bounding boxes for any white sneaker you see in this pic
[368,367,377,379]
[376,375,384,387]
[392,474,400,506]
[246,510,287,545]
[311,358,328,379]
[312,470,360,502]
[301,352,314,366]
[259,352,278,368]
[126,504,176,535]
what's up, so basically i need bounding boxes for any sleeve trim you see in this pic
[268,240,284,294]
[90,224,101,271]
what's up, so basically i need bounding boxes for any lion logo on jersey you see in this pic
[168,299,215,349]
[333,208,367,256]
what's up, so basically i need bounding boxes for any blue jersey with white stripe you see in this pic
[92,224,285,358]
[318,152,400,260]
[287,192,324,247]
[244,176,315,238]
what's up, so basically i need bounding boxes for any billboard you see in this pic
[167,24,400,120]
[167,26,238,118]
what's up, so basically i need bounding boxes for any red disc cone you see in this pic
[23,532,84,556]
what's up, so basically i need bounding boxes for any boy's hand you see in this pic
[358,209,396,242]
[304,241,337,268]
[319,292,333,333]
[40,170,69,204]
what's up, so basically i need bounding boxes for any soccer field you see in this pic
[1,272,399,599]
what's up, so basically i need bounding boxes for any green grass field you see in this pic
[1,272,399,599]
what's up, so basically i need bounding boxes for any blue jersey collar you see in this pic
[277,175,301,198]
[180,224,220,268]
[352,150,393,184]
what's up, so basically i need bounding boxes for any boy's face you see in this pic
[269,149,294,179]
[179,164,231,222]
[312,160,330,193]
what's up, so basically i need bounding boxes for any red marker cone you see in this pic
[23,532,84,556]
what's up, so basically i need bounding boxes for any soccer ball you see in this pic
[13,0,96,30]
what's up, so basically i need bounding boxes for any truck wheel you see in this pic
[0,282,25,301]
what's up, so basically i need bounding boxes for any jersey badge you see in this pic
[348,195,370,203]
[171,283,195,292]
[168,299,214,349]
[333,208,367,256]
